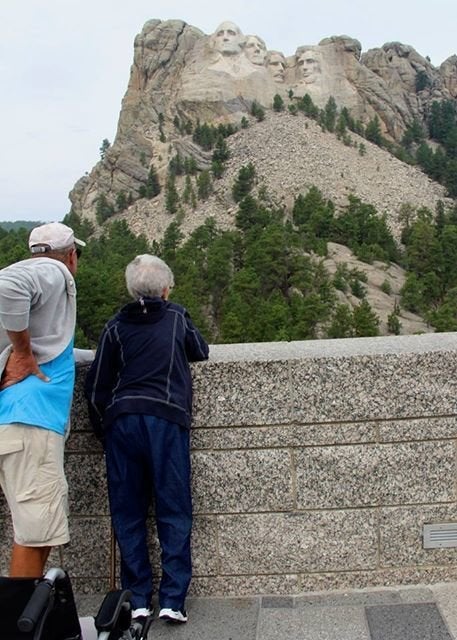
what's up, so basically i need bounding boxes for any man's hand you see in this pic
[0,329,49,390]
[0,351,48,389]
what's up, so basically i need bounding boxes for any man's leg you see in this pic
[0,425,69,576]
[10,543,51,577]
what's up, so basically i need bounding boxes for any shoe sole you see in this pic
[130,614,154,639]
[159,611,187,624]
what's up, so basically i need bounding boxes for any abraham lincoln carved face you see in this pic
[296,48,322,83]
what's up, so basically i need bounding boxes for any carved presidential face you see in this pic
[296,49,321,83]
[245,35,267,66]
[267,51,286,82]
[211,21,245,55]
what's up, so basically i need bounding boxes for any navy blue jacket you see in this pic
[84,297,209,437]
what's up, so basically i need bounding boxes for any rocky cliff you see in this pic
[69,18,457,226]
[68,18,457,337]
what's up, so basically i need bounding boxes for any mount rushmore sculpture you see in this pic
[70,18,457,219]
[128,19,457,129]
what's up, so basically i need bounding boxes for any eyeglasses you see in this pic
[75,247,82,258]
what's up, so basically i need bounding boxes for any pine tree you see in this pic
[297,94,319,119]
[211,160,225,179]
[140,166,161,199]
[323,96,337,132]
[95,194,115,224]
[232,163,256,202]
[273,94,285,112]
[212,136,230,163]
[387,310,402,335]
[116,191,128,212]
[250,100,265,121]
[197,170,212,201]
[184,156,198,175]
[169,153,184,176]
[365,116,383,146]
[158,222,182,264]
[99,138,111,159]
[182,175,195,205]
[352,299,380,336]
[326,304,354,338]
[211,135,230,178]
[165,175,179,214]
[415,70,430,92]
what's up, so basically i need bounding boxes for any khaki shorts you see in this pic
[0,424,69,546]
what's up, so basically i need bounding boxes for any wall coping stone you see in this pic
[205,332,457,362]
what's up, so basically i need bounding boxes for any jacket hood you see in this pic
[118,296,168,324]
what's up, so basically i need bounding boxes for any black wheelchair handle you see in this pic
[17,580,53,633]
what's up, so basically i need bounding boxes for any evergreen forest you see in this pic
[2,186,457,348]
[3,89,457,347]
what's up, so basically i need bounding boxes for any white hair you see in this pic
[125,255,175,300]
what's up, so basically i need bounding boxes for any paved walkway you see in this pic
[76,581,457,639]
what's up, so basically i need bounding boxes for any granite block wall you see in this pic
[1,333,457,595]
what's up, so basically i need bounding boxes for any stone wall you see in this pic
[1,333,457,595]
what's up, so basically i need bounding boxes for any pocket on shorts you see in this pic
[16,476,62,504]
[0,430,24,456]
[15,477,69,546]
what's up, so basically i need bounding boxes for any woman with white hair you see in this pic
[85,254,209,629]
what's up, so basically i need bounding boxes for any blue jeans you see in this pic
[105,414,192,610]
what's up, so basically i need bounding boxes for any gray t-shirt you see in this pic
[0,257,77,367]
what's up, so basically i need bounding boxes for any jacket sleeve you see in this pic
[84,325,119,439]
[183,311,209,362]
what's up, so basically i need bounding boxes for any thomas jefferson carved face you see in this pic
[211,21,245,55]
[245,35,267,65]
[296,48,321,83]
[266,51,286,82]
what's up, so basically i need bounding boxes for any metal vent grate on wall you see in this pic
[423,523,457,549]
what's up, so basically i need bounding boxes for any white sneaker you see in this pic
[132,607,153,619]
[159,607,188,623]
[130,609,154,640]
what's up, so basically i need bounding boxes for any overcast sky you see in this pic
[1,0,456,222]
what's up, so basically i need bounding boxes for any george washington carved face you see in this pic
[211,21,245,55]
[245,35,267,66]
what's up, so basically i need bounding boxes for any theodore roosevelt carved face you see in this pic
[266,51,286,82]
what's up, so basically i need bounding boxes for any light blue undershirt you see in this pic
[0,341,75,436]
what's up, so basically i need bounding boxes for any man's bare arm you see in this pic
[0,329,49,389]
